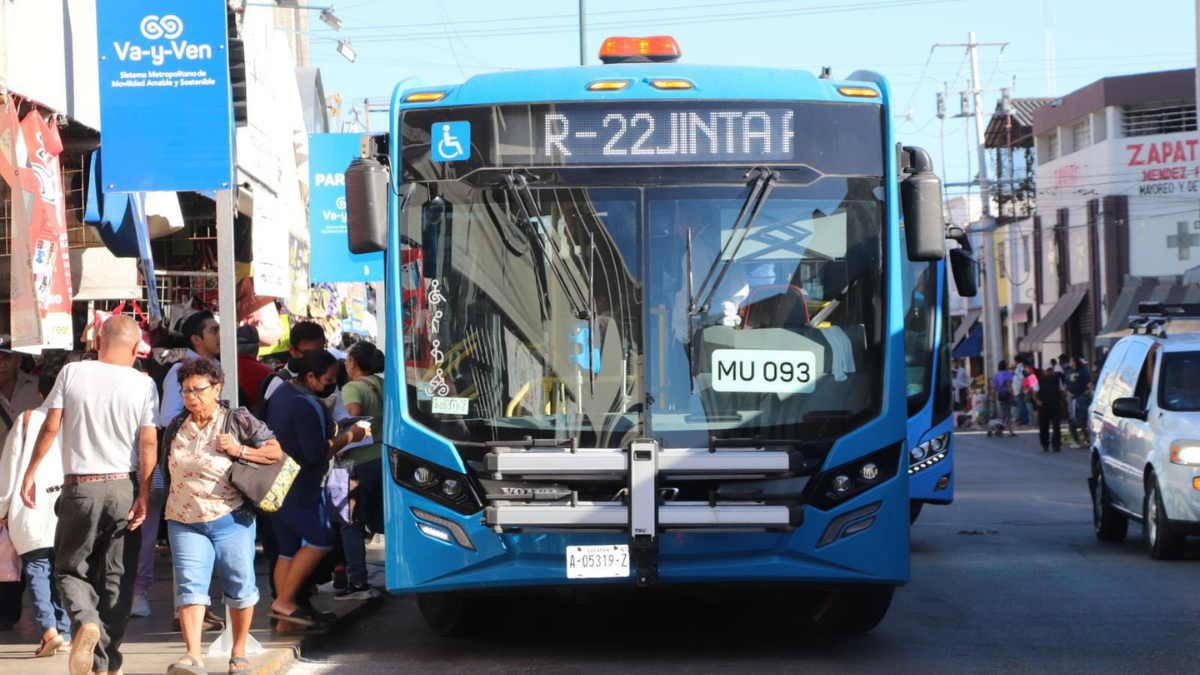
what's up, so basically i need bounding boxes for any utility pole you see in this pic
[579,0,587,66]
[935,32,1009,384]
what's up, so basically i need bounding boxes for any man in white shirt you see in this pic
[951,358,971,411]
[20,316,159,675]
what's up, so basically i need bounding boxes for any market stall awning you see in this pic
[1018,286,1088,352]
[953,324,983,359]
[1096,280,1200,347]
[953,310,981,349]
[1012,303,1032,323]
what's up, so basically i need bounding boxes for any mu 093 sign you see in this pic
[711,349,818,394]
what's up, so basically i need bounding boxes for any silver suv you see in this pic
[1089,322,1200,559]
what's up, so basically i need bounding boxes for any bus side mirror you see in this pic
[345,157,391,253]
[900,146,945,262]
[946,226,973,254]
[949,248,978,297]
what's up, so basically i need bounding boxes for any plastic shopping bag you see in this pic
[0,526,21,582]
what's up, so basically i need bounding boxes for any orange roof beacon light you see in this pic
[599,36,682,64]
[586,80,632,91]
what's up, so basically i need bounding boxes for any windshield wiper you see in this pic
[504,174,591,320]
[690,168,780,316]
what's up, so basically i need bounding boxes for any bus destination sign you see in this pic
[507,106,796,165]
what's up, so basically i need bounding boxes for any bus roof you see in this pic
[394,63,888,110]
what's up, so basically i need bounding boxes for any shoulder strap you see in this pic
[362,376,382,400]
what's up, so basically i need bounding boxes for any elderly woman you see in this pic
[160,358,282,675]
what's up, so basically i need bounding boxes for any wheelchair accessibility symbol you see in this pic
[432,121,471,161]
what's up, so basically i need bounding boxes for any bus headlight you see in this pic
[389,448,483,515]
[909,433,950,474]
[808,443,901,510]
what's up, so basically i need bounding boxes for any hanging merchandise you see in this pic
[1,102,75,351]
[88,302,153,358]
[236,276,285,345]
[83,150,140,258]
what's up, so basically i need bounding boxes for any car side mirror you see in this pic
[1111,397,1147,421]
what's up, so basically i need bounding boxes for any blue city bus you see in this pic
[345,36,950,636]
[902,256,955,524]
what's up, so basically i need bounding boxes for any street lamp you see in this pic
[337,39,356,63]
[319,7,342,31]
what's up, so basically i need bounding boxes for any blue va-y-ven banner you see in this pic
[309,134,384,283]
[96,1,233,193]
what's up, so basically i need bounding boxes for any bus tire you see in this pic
[1144,476,1185,560]
[812,585,895,635]
[416,594,479,636]
[909,502,923,525]
[1090,464,1127,542]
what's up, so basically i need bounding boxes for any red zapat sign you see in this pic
[0,99,74,351]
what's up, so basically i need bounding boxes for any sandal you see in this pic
[166,655,206,675]
[34,633,65,658]
[229,656,252,675]
[267,607,318,628]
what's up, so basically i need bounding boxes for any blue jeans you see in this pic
[167,509,259,609]
[20,548,70,638]
[339,458,383,587]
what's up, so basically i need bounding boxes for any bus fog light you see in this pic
[860,463,879,481]
[832,475,852,493]
[417,522,453,543]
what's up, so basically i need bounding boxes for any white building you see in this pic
[1019,69,1198,362]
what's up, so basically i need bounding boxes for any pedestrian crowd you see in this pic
[951,352,1094,453]
[0,312,385,675]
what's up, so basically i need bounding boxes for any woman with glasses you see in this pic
[160,358,282,675]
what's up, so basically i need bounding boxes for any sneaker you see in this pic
[130,593,151,618]
[1042,445,1050,453]
[316,580,338,595]
[334,584,373,601]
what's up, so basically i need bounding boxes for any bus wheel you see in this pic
[417,594,479,636]
[909,502,924,525]
[811,585,895,635]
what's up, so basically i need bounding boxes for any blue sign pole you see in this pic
[96,1,234,192]
[309,133,385,283]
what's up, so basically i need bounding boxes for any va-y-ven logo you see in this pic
[114,14,212,67]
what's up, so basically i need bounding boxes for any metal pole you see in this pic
[968,31,1005,379]
[216,189,240,406]
[579,0,587,66]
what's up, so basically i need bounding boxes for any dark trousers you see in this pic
[1039,406,1063,449]
[55,479,141,674]
[1066,394,1084,441]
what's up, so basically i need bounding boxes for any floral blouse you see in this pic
[165,409,243,524]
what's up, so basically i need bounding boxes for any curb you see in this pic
[251,597,385,675]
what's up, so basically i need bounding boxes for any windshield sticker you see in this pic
[431,396,470,415]
[424,279,450,397]
[711,349,818,394]
[504,328,544,415]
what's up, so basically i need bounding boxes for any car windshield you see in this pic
[1159,352,1200,411]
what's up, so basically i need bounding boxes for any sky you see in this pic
[301,0,1197,197]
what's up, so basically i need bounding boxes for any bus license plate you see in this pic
[711,348,818,394]
[566,545,630,579]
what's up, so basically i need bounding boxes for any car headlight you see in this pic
[1170,440,1200,466]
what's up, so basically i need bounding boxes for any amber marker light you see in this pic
[1193,477,1200,491]
[837,86,880,98]
[648,79,694,90]
[405,92,447,103]
[587,80,631,91]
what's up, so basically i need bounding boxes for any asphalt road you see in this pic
[289,430,1200,675]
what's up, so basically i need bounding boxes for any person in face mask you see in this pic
[264,350,369,631]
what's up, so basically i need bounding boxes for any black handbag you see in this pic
[224,409,300,513]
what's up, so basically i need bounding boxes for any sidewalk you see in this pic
[0,540,385,675]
